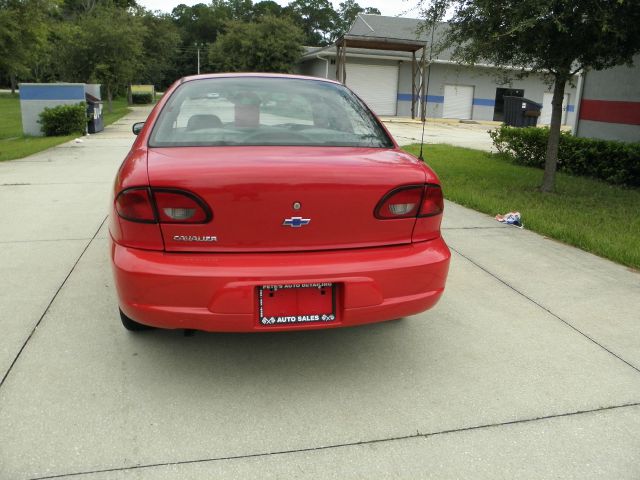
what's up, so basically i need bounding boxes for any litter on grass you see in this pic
[495,211,524,229]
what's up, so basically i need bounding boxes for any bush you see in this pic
[490,125,640,187]
[131,92,153,104]
[38,103,87,136]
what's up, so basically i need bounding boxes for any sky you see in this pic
[136,0,423,18]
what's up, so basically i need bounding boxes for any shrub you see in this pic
[38,103,87,136]
[131,92,153,104]
[490,125,640,187]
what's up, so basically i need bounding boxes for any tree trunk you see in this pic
[540,75,567,192]
[107,84,113,114]
[127,84,132,105]
[10,73,17,95]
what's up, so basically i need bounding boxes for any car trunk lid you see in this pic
[147,146,428,252]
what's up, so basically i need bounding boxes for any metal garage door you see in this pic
[443,85,474,119]
[540,92,569,125]
[346,64,399,116]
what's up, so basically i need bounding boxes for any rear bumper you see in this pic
[110,237,450,332]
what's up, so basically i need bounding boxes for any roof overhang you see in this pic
[337,34,427,52]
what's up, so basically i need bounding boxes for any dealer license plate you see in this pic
[258,283,336,326]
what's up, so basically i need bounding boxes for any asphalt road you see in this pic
[1,108,639,479]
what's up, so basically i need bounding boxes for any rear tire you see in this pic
[119,309,153,331]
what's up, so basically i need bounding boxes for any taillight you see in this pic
[375,186,423,219]
[115,188,156,223]
[153,190,211,223]
[375,184,443,219]
[115,188,211,224]
[420,185,444,217]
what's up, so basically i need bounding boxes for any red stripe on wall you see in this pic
[580,99,640,125]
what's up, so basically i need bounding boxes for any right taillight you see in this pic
[375,184,444,219]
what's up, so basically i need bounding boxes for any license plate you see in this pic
[258,283,336,326]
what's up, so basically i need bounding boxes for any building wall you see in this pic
[299,57,578,125]
[298,57,332,79]
[397,62,576,124]
[576,56,640,143]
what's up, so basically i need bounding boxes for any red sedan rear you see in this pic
[110,73,450,332]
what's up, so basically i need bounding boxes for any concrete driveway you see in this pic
[381,118,496,151]
[1,109,639,479]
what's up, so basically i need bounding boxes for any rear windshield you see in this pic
[149,77,394,148]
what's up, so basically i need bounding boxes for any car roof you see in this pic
[180,72,342,85]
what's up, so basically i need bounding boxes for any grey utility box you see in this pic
[19,83,86,136]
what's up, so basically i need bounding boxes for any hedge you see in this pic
[490,125,640,187]
[131,92,153,104]
[38,103,87,136]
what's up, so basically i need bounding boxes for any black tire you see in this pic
[119,309,153,331]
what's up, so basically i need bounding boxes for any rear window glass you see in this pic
[149,77,393,148]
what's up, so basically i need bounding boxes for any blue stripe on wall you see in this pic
[473,98,495,107]
[20,85,85,101]
[397,94,444,103]
[397,94,496,107]
[566,105,575,112]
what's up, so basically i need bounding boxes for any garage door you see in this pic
[443,85,474,119]
[540,92,569,125]
[346,64,399,116]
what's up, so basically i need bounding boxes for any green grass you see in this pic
[0,93,131,162]
[404,144,640,270]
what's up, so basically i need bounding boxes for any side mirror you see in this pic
[132,122,145,135]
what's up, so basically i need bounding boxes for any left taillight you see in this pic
[114,188,211,224]
[115,188,156,223]
[153,190,211,223]
[112,187,211,251]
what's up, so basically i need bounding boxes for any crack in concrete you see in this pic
[0,238,96,244]
[450,246,640,375]
[0,182,111,186]
[0,216,108,390]
[442,226,505,230]
[27,401,640,480]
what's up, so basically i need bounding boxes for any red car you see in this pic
[110,73,450,332]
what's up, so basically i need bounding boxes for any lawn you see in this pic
[404,144,640,270]
[0,93,131,162]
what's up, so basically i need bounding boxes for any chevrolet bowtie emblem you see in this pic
[282,217,311,228]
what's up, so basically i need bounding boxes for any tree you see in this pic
[420,0,640,192]
[54,5,146,111]
[170,3,231,77]
[253,0,283,18]
[208,15,304,73]
[284,0,338,46]
[0,0,53,92]
[138,10,181,88]
[59,0,137,17]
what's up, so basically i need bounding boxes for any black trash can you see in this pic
[86,95,104,133]
[503,96,542,127]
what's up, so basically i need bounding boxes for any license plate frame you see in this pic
[258,283,337,326]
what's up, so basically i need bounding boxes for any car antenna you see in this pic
[418,115,426,161]
[418,21,436,162]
